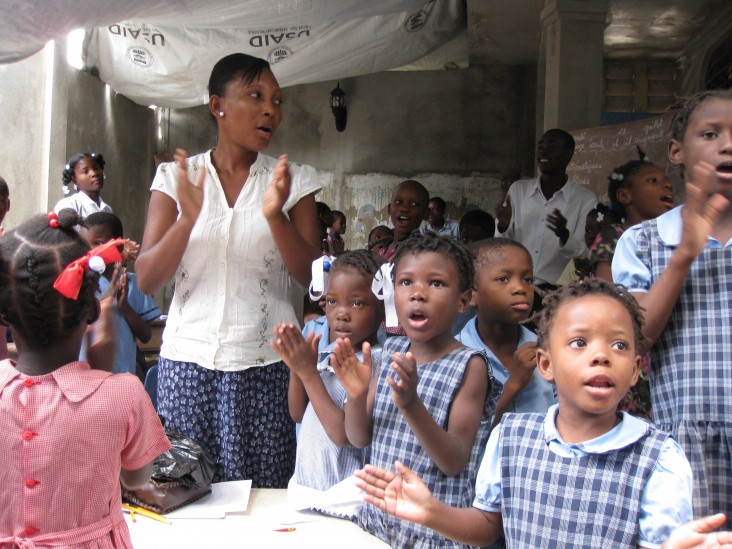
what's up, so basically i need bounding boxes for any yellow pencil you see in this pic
[122,503,172,525]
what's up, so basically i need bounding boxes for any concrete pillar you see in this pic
[539,0,609,132]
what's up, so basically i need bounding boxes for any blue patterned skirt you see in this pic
[157,357,295,487]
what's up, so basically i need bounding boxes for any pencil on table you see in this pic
[122,503,172,525]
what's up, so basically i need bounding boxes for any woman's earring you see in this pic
[218,111,224,117]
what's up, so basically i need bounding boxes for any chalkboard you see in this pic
[566,114,684,204]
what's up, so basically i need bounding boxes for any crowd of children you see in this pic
[1,88,731,548]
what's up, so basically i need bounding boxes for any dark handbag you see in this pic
[122,430,217,514]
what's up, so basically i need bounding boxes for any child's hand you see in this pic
[387,352,420,411]
[547,208,570,245]
[507,342,539,390]
[661,514,732,549]
[262,154,292,221]
[331,338,372,398]
[495,195,512,232]
[679,162,731,261]
[174,148,205,226]
[116,267,130,310]
[270,323,320,381]
[121,239,140,262]
[355,461,434,525]
[100,263,122,302]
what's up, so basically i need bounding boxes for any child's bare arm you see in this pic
[390,353,488,476]
[272,324,350,445]
[288,370,308,423]
[355,460,502,547]
[491,342,538,429]
[117,267,153,344]
[631,164,729,352]
[87,295,117,372]
[331,339,376,448]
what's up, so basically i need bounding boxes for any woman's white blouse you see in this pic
[151,150,321,371]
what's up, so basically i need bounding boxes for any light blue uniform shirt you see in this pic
[474,404,693,549]
[457,319,555,413]
[83,273,161,375]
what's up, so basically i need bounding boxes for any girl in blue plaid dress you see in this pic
[333,234,500,548]
[356,280,696,549]
[271,250,384,491]
[613,89,732,528]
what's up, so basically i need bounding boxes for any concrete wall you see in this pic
[0,48,48,229]
[0,42,155,246]
[159,64,537,248]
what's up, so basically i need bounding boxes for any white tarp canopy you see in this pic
[1,0,466,108]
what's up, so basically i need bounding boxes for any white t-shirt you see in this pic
[151,150,321,371]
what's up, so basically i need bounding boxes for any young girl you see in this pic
[54,153,140,261]
[593,148,675,282]
[55,152,112,218]
[613,89,732,528]
[332,233,500,548]
[327,210,347,254]
[271,250,384,491]
[0,209,170,547]
[356,280,693,548]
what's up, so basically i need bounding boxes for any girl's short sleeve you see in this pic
[472,424,503,513]
[121,378,171,471]
[612,224,652,292]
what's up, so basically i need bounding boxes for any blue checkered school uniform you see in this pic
[356,337,500,548]
[294,342,377,491]
[614,207,732,526]
[500,413,668,548]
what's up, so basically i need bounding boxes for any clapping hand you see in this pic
[271,322,320,381]
[263,154,292,221]
[387,352,420,410]
[547,208,570,245]
[355,461,433,525]
[331,338,373,399]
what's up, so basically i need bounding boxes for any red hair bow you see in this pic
[53,238,126,300]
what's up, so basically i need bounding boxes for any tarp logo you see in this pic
[126,46,153,67]
[109,23,165,47]
[268,46,293,64]
[404,9,428,32]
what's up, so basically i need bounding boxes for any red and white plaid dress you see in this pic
[0,359,170,548]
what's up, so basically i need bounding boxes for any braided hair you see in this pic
[669,89,732,142]
[392,233,475,293]
[607,146,654,218]
[0,210,98,347]
[330,248,384,279]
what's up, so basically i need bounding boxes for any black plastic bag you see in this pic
[122,430,217,514]
[150,430,217,488]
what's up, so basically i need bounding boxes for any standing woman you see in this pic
[136,54,321,487]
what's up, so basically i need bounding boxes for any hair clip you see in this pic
[62,184,70,196]
[64,164,71,170]
[596,212,604,222]
[610,172,624,182]
[372,263,398,327]
[309,255,335,301]
[53,238,125,299]
[47,211,59,228]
